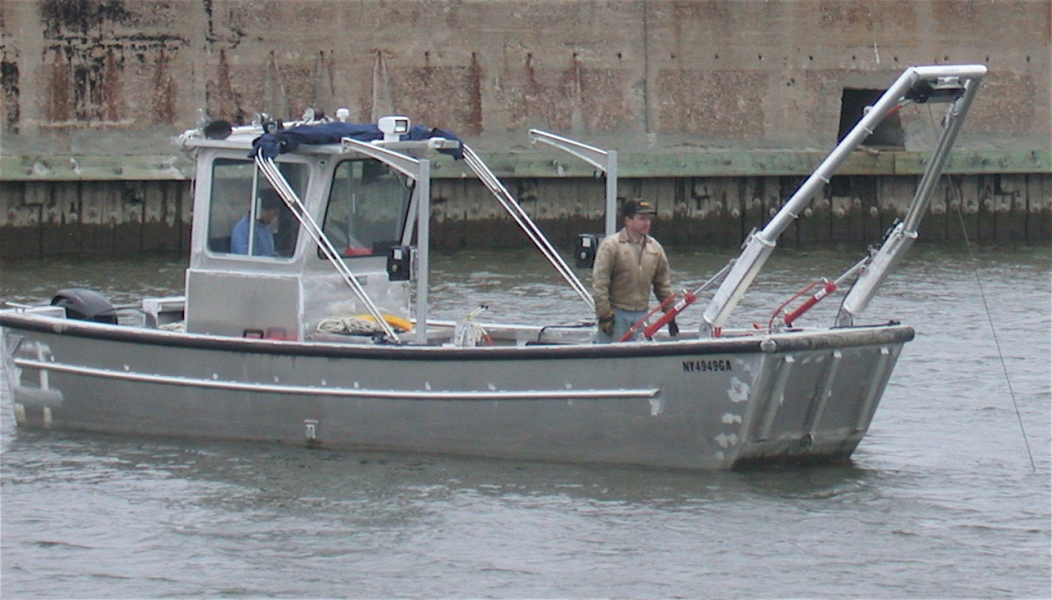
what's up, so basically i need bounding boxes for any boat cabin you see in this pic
[180,119,428,342]
[172,114,603,348]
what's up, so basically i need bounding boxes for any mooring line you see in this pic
[950,177,1037,472]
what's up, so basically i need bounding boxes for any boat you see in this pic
[1,65,985,470]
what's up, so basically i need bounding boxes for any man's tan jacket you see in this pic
[592,229,673,318]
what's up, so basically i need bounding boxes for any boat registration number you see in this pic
[682,359,732,373]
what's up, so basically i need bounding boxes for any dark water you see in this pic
[2,243,1050,599]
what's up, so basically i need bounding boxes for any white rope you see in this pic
[316,316,386,335]
[949,176,1036,472]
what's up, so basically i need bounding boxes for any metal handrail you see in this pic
[461,145,596,311]
[528,129,619,237]
[15,357,661,400]
[255,155,400,342]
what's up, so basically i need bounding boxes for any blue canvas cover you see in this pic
[250,122,463,160]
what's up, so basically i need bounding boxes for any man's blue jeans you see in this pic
[595,307,648,344]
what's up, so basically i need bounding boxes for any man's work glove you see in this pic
[598,314,615,336]
[667,318,679,337]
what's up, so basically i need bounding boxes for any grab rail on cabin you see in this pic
[254,155,401,343]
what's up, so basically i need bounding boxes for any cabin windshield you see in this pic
[321,158,411,259]
[207,158,307,258]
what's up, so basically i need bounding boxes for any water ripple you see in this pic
[2,244,1050,598]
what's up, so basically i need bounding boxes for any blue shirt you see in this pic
[230,214,276,256]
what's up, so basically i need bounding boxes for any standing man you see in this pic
[592,198,678,343]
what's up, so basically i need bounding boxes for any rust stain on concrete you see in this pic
[1,48,20,132]
[46,49,71,123]
[467,52,483,136]
[102,50,121,122]
[656,70,767,139]
[207,49,243,124]
[151,52,176,124]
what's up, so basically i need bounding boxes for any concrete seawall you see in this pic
[1,0,1049,258]
[2,167,1048,259]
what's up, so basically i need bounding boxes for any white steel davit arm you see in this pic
[528,129,619,237]
[836,66,985,326]
[699,64,987,336]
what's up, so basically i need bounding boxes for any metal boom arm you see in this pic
[700,64,987,335]
[836,67,985,326]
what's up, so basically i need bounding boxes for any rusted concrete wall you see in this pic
[1,0,1048,153]
[0,0,1049,258]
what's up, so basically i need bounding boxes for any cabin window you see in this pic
[321,159,411,259]
[207,158,307,257]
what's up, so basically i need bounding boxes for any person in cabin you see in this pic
[592,198,678,343]
[231,189,281,256]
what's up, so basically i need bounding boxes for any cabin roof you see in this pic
[178,120,463,160]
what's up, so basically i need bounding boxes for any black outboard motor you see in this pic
[51,289,119,324]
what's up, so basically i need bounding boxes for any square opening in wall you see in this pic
[838,89,905,148]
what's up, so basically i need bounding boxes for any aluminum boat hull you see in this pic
[2,311,909,470]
